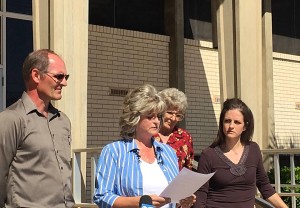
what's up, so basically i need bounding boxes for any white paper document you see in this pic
[159,167,215,203]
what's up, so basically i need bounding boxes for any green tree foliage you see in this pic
[267,166,300,207]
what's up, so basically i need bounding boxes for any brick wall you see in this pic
[273,53,300,148]
[87,25,300,151]
[86,27,221,200]
[86,25,300,201]
[185,39,220,153]
[88,25,169,147]
[87,25,170,200]
[87,26,221,200]
[88,25,221,153]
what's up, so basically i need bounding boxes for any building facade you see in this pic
[0,0,299,160]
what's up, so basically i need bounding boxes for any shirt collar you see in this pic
[125,137,164,165]
[21,92,60,117]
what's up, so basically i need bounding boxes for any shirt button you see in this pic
[61,167,63,170]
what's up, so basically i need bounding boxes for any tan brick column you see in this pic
[215,0,236,100]
[235,0,264,147]
[32,0,49,49]
[261,0,275,149]
[217,0,274,148]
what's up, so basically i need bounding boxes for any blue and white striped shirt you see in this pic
[93,138,179,208]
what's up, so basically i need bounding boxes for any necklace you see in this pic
[139,147,156,163]
[134,138,156,163]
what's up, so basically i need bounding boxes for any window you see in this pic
[272,0,300,55]
[89,0,164,35]
[89,0,213,40]
[184,0,212,40]
[6,17,33,106]
[6,0,32,15]
[0,0,33,109]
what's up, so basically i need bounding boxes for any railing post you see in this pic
[91,153,98,202]
[274,154,281,193]
[290,154,296,208]
[73,151,82,203]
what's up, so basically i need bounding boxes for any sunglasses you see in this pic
[46,72,70,82]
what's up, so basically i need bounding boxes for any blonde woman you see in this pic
[94,84,195,208]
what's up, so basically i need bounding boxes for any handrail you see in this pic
[73,203,98,208]
[72,147,103,206]
[261,149,300,154]
[255,197,274,208]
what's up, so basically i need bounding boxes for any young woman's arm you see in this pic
[267,193,288,208]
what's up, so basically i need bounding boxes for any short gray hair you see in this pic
[22,49,60,82]
[158,88,188,113]
[119,84,166,139]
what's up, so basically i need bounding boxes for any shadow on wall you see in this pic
[184,41,220,154]
[269,132,300,149]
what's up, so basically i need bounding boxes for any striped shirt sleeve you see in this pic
[94,144,119,208]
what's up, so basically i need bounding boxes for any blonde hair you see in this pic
[119,84,166,139]
[158,88,188,113]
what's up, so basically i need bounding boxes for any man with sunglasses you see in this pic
[0,49,74,208]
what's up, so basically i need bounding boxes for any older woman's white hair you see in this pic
[119,84,166,139]
[158,88,188,114]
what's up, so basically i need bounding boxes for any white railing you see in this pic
[72,147,300,208]
[73,147,103,208]
[261,148,300,208]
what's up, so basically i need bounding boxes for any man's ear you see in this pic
[31,68,41,83]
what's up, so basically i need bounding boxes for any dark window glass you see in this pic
[0,17,2,64]
[272,0,300,55]
[89,0,115,26]
[89,0,164,35]
[184,0,212,40]
[6,18,33,106]
[7,0,32,15]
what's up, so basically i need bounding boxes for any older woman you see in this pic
[195,98,287,208]
[154,88,194,170]
[93,84,195,208]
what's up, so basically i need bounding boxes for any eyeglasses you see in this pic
[46,72,70,83]
[165,111,184,121]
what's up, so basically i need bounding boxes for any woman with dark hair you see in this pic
[195,98,287,208]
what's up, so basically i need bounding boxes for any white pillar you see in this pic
[235,0,263,146]
[33,0,89,200]
[217,0,274,148]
